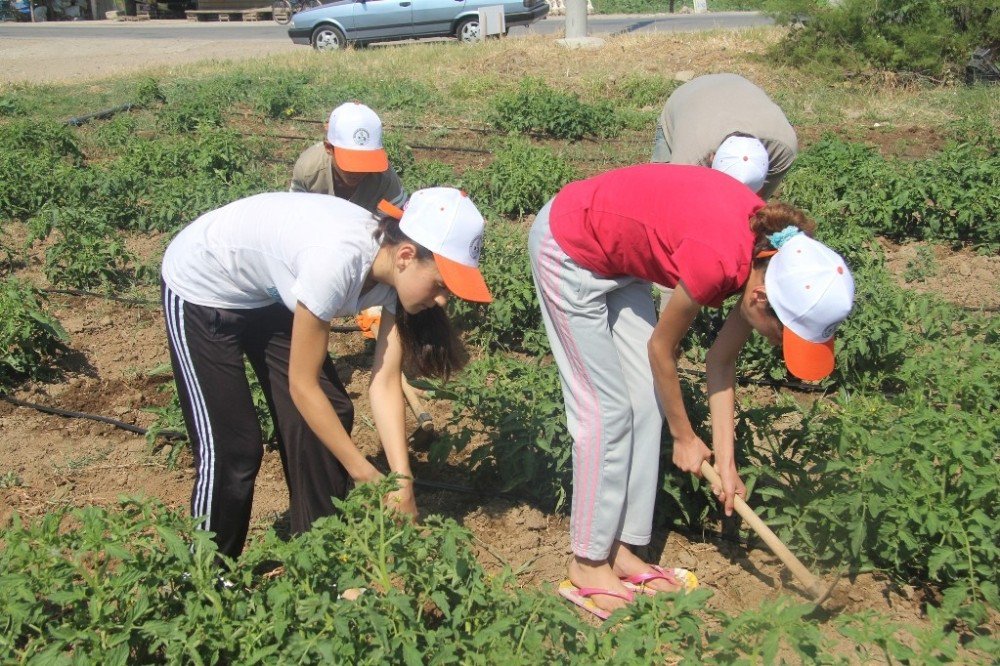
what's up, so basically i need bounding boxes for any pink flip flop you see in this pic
[620,565,699,596]
[557,580,635,620]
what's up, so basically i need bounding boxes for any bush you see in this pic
[766,0,1000,78]
[463,138,579,219]
[27,205,139,291]
[781,135,1000,251]
[488,78,621,141]
[0,120,84,221]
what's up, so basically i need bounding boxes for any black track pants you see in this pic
[162,284,353,560]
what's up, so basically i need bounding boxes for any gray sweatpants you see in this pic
[528,200,664,561]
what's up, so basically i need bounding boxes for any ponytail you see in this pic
[374,206,467,380]
[749,202,817,269]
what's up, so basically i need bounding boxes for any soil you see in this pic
[3,216,997,640]
[2,26,998,652]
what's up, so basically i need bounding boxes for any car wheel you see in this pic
[312,25,347,51]
[455,17,482,43]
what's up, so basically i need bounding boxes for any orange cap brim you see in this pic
[783,327,835,382]
[434,253,492,303]
[333,146,389,173]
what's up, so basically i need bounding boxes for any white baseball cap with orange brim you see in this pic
[326,102,389,173]
[764,234,855,381]
[381,188,492,303]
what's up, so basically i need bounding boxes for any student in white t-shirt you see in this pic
[161,188,491,560]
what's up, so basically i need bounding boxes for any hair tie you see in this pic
[767,225,802,250]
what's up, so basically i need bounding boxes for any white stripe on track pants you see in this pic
[528,199,664,561]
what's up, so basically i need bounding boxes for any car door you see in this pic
[351,0,414,41]
[410,0,465,38]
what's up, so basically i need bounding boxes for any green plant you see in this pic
[464,138,578,219]
[401,159,459,193]
[488,78,621,141]
[0,277,68,385]
[766,0,1000,78]
[382,130,415,178]
[902,244,938,282]
[430,354,572,509]
[0,471,22,488]
[449,220,547,354]
[27,205,138,290]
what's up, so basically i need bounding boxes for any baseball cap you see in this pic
[326,102,389,173]
[398,187,492,303]
[764,234,855,381]
[711,135,769,193]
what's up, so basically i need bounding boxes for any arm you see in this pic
[648,282,710,473]
[704,300,754,515]
[289,302,381,483]
[368,309,417,517]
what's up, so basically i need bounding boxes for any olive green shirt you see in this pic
[289,142,406,213]
[653,74,798,200]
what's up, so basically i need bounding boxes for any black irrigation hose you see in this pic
[64,104,136,127]
[0,392,186,440]
[677,367,830,394]
[43,288,159,307]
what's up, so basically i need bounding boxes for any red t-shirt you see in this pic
[549,164,765,307]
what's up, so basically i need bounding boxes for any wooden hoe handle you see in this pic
[700,460,825,599]
[401,378,434,432]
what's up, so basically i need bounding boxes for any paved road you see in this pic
[0,11,772,41]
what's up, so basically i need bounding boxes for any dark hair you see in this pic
[749,202,817,270]
[375,212,467,379]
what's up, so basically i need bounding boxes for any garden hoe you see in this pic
[699,461,839,608]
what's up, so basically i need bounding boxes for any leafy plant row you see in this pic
[765,0,1000,79]
[2,485,987,664]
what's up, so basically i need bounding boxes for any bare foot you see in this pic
[567,556,633,615]
[609,542,683,593]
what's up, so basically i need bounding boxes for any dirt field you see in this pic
[2,29,999,642]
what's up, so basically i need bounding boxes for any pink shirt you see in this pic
[549,164,765,307]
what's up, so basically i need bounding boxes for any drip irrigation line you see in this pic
[0,392,186,440]
[236,130,632,163]
[677,367,830,394]
[64,104,135,127]
[43,288,159,307]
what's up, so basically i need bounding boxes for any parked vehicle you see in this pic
[288,0,549,51]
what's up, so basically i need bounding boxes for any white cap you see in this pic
[764,234,855,381]
[399,187,492,303]
[712,135,769,193]
[325,102,388,173]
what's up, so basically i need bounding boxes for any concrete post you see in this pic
[557,0,604,49]
[564,0,587,39]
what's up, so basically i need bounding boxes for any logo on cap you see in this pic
[353,128,370,146]
[469,234,483,263]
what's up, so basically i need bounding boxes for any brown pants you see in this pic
[163,284,353,560]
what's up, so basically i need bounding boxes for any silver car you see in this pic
[288,0,550,51]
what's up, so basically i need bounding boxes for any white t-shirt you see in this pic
[162,192,396,321]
